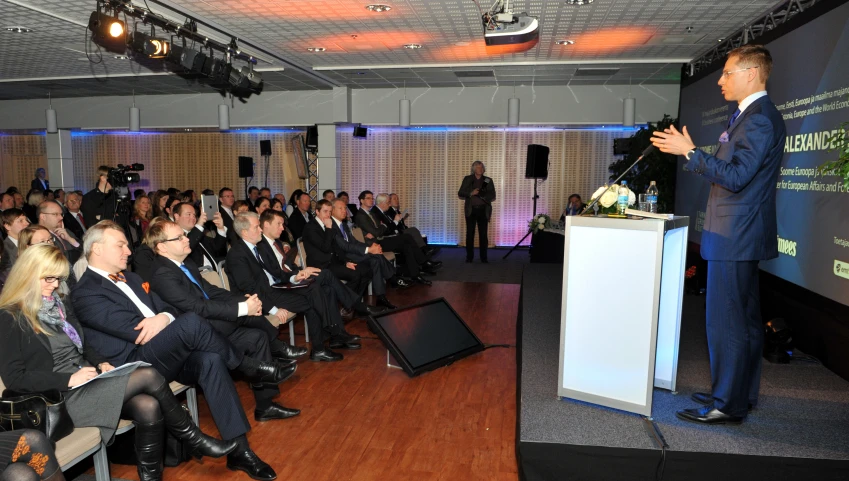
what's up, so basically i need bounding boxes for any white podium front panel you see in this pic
[557,217,665,416]
[654,226,688,390]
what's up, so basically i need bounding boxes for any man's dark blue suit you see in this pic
[684,94,786,417]
[70,268,251,439]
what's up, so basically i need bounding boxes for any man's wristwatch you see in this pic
[685,149,697,160]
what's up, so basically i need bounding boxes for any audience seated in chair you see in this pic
[354,191,436,285]
[0,244,237,481]
[145,220,304,422]
[70,221,289,481]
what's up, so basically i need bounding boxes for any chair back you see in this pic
[351,226,365,243]
[296,238,307,268]
[201,269,224,289]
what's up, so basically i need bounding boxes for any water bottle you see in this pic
[646,181,659,214]
[617,181,629,215]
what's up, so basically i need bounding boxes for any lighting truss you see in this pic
[685,0,821,80]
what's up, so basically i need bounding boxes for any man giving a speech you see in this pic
[651,44,787,425]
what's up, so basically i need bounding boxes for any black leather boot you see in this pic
[134,420,165,481]
[150,382,238,459]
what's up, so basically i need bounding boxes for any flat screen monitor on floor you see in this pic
[368,298,484,377]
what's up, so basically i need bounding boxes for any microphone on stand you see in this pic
[580,145,657,216]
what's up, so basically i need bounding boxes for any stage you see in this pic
[517,265,849,481]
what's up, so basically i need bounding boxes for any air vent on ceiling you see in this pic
[574,68,620,77]
[454,70,495,78]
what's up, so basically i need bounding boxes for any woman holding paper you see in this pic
[0,244,237,481]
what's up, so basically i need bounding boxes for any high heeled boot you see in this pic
[149,382,238,458]
[134,420,165,481]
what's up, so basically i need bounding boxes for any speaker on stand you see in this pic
[259,140,272,190]
[238,156,254,201]
[503,144,549,259]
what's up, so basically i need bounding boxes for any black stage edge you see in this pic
[517,265,849,481]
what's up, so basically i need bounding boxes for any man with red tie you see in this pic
[63,191,87,240]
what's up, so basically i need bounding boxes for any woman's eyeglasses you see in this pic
[42,276,68,284]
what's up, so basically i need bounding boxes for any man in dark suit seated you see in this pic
[147,220,303,422]
[71,221,291,480]
[62,191,86,240]
[652,45,787,426]
[226,212,362,362]
[219,187,236,233]
[260,210,383,326]
[332,199,408,303]
[172,202,227,275]
[354,190,437,285]
[37,200,82,265]
[286,192,313,241]
[373,193,434,255]
[0,192,15,212]
[31,167,49,192]
[304,200,400,310]
[560,194,586,220]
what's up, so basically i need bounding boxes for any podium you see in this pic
[556,215,689,416]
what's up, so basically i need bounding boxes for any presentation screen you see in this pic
[675,2,849,306]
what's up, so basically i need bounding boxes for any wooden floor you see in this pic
[103,280,519,481]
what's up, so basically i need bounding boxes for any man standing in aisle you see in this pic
[458,161,496,263]
[651,45,786,425]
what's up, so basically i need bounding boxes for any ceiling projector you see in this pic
[481,0,539,46]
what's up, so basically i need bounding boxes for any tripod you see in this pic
[503,179,540,260]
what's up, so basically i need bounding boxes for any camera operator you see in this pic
[81,165,112,227]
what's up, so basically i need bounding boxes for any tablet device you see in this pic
[202,194,218,220]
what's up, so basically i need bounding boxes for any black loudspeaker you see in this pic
[259,140,272,156]
[613,138,632,155]
[353,126,368,138]
[238,156,254,178]
[305,126,318,151]
[525,144,549,179]
[367,298,485,377]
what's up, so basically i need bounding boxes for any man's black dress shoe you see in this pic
[423,247,435,257]
[691,392,754,411]
[254,403,301,422]
[329,340,362,350]
[270,343,308,360]
[240,361,296,385]
[340,307,354,321]
[390,277,410,288]
[354,303,386,316]
[310,349,343,362]
[227,449,277,481]
[676,405,744,425]
[480,259,489,264]
[423,261,442,271]
[376,295,397,310]
[413,275,432,286]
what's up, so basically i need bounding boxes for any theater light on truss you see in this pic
[87,11,126,53]
[130,31,170,59]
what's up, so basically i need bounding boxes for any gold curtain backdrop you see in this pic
[0,128,630,246]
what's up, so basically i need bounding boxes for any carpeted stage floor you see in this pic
[518,265,849,481]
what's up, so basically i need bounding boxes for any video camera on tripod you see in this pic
[107,163,144,200]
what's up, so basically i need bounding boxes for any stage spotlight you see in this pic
[228,66,250,89]
[170,45,207,73]
[239,66,263,92]
[130,32,170,58]
[88,11,126,53]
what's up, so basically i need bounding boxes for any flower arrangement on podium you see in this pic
[590,183,636,214]
[529,214,552,234]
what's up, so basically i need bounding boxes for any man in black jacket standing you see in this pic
[147,220,302,422]
[458,160,496,263]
